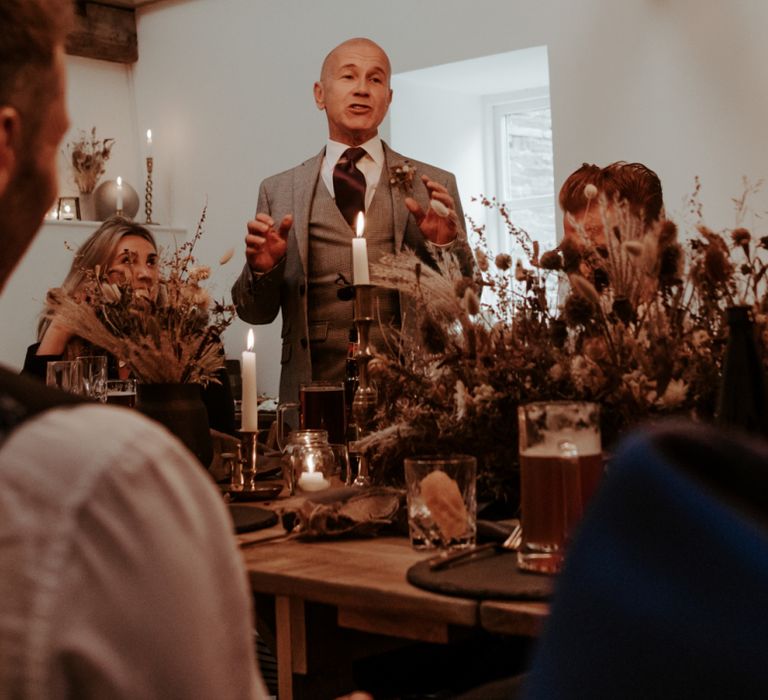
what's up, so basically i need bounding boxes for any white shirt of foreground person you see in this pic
[0,404,267,699]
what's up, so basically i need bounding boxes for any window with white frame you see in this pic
[486,88,555,258]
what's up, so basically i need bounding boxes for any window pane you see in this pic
[502,107,553,202]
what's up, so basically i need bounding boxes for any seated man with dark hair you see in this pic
[559,160,664,249]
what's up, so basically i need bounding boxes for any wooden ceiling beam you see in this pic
[66,1,138,64]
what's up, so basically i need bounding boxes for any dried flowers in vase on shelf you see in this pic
[66,126,115,195]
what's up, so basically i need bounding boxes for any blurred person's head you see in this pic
[39,217,160,339]
[0,0,72,292]
[559,161,664,248]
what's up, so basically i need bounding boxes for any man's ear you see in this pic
[0,106,20,197]
[313,81,325,111]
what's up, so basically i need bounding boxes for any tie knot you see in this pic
[340,147,367,167]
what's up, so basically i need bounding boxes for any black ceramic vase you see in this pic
[716,305,768,437]
[136,382,214,468]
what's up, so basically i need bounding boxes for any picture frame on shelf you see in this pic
[57,196,81,221]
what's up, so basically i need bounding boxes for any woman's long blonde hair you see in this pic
[38,216,158,340]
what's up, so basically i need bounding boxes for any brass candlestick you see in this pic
[144,156,157,224]
[351,284,377,487]
[237,430,259,492]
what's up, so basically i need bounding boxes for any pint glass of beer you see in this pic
[517,401,602,574]
[299,381,347,446]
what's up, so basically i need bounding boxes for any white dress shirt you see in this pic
[321,135,386,211]
[0,404,267,700]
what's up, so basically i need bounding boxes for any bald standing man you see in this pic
[232,37,477,403]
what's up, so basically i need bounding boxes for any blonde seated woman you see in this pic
[22,216,235,435]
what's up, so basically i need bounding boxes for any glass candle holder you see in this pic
[283,429,335,493]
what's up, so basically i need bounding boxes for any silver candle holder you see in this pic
[350,284,378,487]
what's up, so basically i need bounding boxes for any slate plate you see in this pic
[228,504,278,534]
[407,549,554,600]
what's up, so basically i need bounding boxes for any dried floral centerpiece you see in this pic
[66,127,115,194]
[46,208,236,385]
[361,182,768,508]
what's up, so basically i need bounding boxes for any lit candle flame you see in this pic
[355,212,365,238]
[247,328,254,352]
[116,176,122,188]
[146,129,152,144]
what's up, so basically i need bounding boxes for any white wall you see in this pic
[62,56,142,198]
[390,80,486,237]
[4,0,768,397]
[390,45,551,250]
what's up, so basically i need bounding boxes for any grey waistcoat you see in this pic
[307,176,400,381]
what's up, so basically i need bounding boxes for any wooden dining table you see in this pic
[237,500,549,699]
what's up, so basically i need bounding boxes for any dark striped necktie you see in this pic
[333,146,367,227]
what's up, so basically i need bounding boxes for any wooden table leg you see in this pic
[275,595,306,700]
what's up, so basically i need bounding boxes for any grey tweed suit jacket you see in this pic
[232,142,476,403]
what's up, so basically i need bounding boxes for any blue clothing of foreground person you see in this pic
[523,421,768,699]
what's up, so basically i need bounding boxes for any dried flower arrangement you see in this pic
[66,127,115,194]
[46,208,236,385]
[362,182,768,508]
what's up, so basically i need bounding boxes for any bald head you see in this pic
[314,37,393,146]
[320,38,391,86]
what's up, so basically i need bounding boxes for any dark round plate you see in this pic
[225,482,284,502]
[228,504,278,533]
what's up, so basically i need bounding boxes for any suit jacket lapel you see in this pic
[292,148,324,275]
[383,142,415,252]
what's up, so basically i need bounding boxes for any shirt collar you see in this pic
[325,135,384,168]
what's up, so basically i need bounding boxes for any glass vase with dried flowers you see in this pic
[65,127,115,220]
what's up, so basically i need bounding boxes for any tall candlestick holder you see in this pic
[350,284,377,487]
[144,156,157,224]
[237,430,259,492]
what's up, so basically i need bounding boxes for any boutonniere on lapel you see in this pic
[389,163,416,194]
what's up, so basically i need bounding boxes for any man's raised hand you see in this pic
[245,212,293,273]
[404,175,459,246]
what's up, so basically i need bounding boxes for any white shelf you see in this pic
[43,218,186,238]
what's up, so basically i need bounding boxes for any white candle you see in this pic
[298,470,330,492]
[116,176,123,212]
[352,212,370,284]
[241,329,258,431]
[146,129,153,157]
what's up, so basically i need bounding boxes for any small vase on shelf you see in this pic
[78,191,96,221]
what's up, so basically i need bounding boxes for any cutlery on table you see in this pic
[427,524,522,571]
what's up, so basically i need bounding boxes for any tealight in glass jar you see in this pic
[282,429,335,494]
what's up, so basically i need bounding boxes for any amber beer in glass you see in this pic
[299,381,346,446]
[517,401,602,574]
